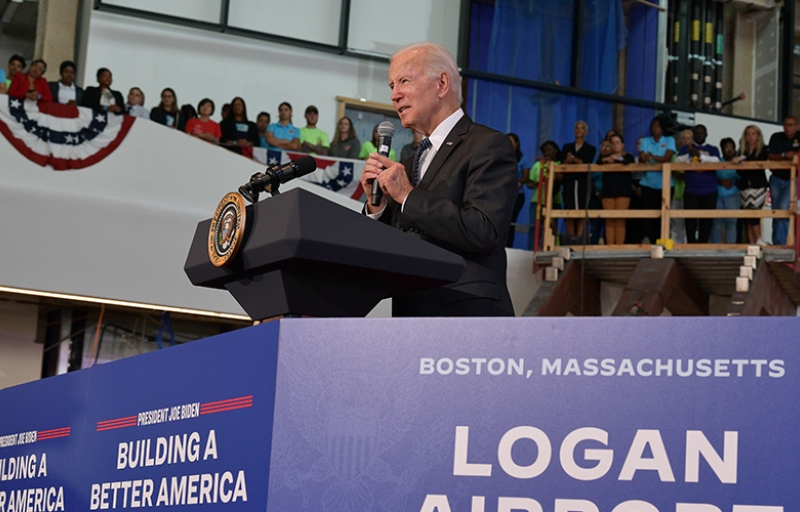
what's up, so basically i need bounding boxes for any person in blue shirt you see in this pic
[710,138,740,244]
[637,117,676,243]
[266,102,301,151]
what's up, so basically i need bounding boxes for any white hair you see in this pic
[392,42,462,102]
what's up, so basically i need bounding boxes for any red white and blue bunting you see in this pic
[0,95,135,170]
[253,147,365,200]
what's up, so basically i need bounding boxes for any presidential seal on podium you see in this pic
[208,192,246,267]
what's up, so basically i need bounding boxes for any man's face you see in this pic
[693,125,707,145]
[8,59,23,76]
[61,66,75,86]
[127,88,143,106]
[783,117,798,138]
[305,111,318,127]
[389,50,440,134]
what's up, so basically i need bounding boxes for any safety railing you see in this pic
[541,159,797,251]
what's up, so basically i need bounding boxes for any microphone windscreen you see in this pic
[377,121,396,138]
[293,155,318,178]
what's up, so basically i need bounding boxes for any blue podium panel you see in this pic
[0,317,797,512]
[79,321,280,511]
[0,370,88,512]
[267,318,798,512]
[0,321,280,512]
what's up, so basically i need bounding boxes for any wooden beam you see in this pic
[612,259,708,316]
[537,261,601,316]
[727,263,796,316]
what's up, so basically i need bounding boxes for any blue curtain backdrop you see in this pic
[623,2,659,152]
[467,0,637,248]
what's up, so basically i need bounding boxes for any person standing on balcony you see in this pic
[678,124,720,244]
[559,121,596,244]
[767,116,799,246]
[637,117,676,244]
[734,125,769,245]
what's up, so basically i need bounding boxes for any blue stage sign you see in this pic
[0,317,796,512]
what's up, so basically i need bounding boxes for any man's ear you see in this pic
[437,72,450,98]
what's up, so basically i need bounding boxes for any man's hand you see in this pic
[361,153,413,213]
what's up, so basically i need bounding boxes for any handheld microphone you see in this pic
[371,121,396,207]
[238,155,317,203]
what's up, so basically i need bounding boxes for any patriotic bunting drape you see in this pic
[253,147,366,201]
[0,95,135,170]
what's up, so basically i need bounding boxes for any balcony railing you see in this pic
[540,159,797,250]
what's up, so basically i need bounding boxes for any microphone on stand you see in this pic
[371,121,397,207]
[720,92,745,109]
[238,155,317,203]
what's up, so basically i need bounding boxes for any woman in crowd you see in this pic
[359,124,398,161]
[220,96,259,148]
[710,138,740,244]
[5,55,26,91]
[184,98,221,145]
[597,133,634,245]
[48,61,83,106]
[733,125,769,245]
[507,133,532,248]
[524,140,561,250]
[266,101,301,151]
[329,117,361,159]
[150,88,183,129]
[125,87,149,118]
[559,121,597,242]
[81,68,123,114]
[637,117,676,243]
[8,59,52,104]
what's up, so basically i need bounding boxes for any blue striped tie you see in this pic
[411,137,432,186]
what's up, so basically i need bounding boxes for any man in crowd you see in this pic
[767,115,799,246]
[360,42,517,317]
[300,105,330,155]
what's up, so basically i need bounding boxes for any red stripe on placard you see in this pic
[96,415,138,431]
[200,395,253,415]
[37,427,71,440]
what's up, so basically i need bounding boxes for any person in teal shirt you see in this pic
[266,102,301,151]
[359,123,397,161]
[637,117,676,243]
[710,137,740,243]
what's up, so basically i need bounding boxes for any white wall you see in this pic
[0,111,540,317]
[83,11,393,135]
[695,112,782,149]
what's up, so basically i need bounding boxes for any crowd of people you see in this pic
[4,55,797,249]
[2,55,422,161]
[512,115,799,249]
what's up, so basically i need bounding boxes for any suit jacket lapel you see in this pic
[417,115,473,189]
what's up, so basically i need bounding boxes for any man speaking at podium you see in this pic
[361,42,518,317]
